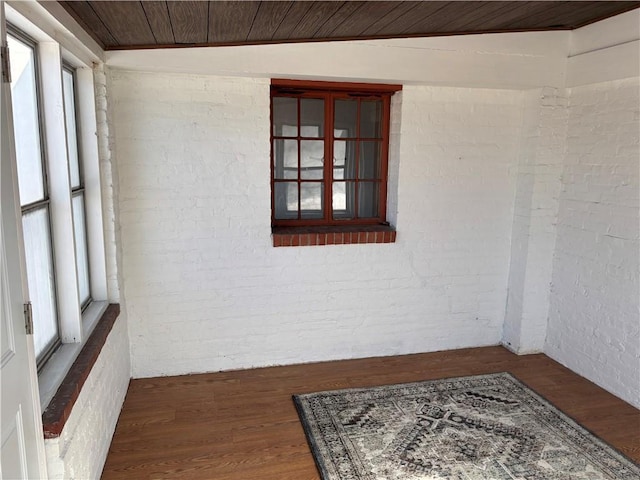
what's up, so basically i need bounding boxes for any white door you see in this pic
[0,2,47,478]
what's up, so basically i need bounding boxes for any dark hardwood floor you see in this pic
[101,346,640,479]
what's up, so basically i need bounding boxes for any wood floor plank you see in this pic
[101,346,640,479]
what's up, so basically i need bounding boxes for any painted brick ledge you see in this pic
[42,304,120,439]
[272,225,396,247]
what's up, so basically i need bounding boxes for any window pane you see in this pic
[333,140,356,180]
[300,98,324,137]
[359,141,381,180]
[63,69,81,189]
[333,181,355,219]
[272,97,297,137]
[273,139,298,179]
[360,100,383,138]
[72,195,90,306]
[334,99,357,137]
[300,140,324,180]
[8,35,45,206]
[334,128,348,139]
[300,182,323,218]
[274,182,298,219]
[22,208,58,359]
[358,182,380,218]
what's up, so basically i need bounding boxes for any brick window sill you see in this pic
[272,225,396,247]
[41,304,120,439]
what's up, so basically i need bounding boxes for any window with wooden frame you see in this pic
[271,80,401,246]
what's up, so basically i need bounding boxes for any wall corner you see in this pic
[503,87,567,354]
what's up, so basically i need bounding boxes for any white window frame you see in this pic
[63,62,92,310]
[5,6,108,409]
[8,27,61,366]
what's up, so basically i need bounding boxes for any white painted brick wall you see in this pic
[95,64,121,303]
[503,87,567,353]
[43,64,132,480]
[545,77,640,408]
[44,315,130,479]
[110,71,523,378]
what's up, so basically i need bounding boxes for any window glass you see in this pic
[72,195,90,305]
[333,140,356,180]
[334,99,357,137]
[272,97,297,136]
[274,182,298,219]
[273,139,298,180]
[358,182,380,218]
[300,99,324,137]
[62,69,81,188]
[22,208,58,358]
[300,183,323,218]
[332,181,348,215]
[8,35,45,206]
[360,100,383,138]
[300,140,324,180]
[358,141,381,180]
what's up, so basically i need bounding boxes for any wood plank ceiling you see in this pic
[60,1,640,50]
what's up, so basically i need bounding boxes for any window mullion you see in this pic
[39,41,82,343]
[324,92,333,223]
[21,197,50,214]
[379,95,391,222]
[296,97,301,220]
[354,99,361,220]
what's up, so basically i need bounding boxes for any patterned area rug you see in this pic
[293,373,640,480]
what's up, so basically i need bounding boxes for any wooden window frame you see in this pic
[270,80,401,229]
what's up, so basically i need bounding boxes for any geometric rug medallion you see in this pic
[293,373,640,479]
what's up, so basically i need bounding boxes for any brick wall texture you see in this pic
[545,77,639,407]
[44,316,130,479]
[109,70,639,407]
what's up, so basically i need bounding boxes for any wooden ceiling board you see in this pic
[57,1,640,50]
[167,1,209,44]
[449,2,531,32]
[358,2,423,36]
[327,1,404,38]
[288,1,346,38]
[208,1,260,43]
[90,1,156,46]
[458,1,548,31]
[530,3,616,28]
[374,2,455,36]
[141,1,175,44]
[488,2,627,30]
[271,1,314,40]
[398,1,477,35]
[59,1,113,48]
[312,1,366,38]
[491,2,589,29]
[246,2,294,41]
[538,2,640,28]
[426,2,521,33]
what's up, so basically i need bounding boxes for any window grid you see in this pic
[271,84,393,227]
